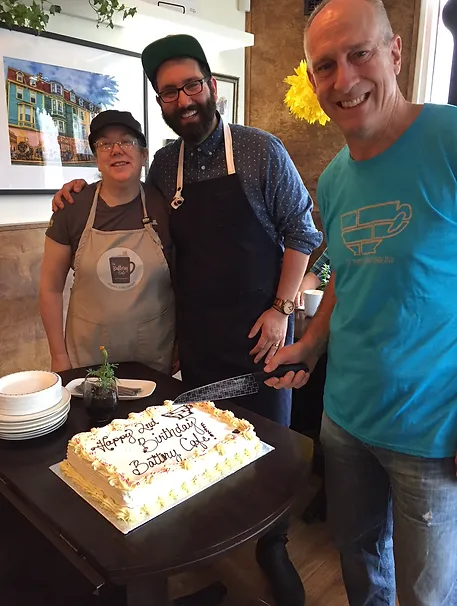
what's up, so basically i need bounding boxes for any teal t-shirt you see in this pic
[318,103,457,458]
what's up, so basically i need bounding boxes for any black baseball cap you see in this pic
[142,34,211,91]
[88,110,146,152]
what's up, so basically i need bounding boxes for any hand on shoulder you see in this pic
[52,179,88,212]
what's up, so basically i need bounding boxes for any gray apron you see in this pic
[65,182,175,373]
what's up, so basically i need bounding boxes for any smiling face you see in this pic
[93,126,147,185]
[306,0,402,144]
[155,57,218,145]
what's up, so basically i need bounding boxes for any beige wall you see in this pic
[0,224,50,375]
[246,0,420,237]
[0,224,71,375]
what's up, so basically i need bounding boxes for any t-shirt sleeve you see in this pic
[45,184,96,261]
[45,206,70,246]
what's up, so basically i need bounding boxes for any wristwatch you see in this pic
[272,297,295,315]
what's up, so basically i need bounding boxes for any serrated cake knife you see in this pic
[172,363,309,405]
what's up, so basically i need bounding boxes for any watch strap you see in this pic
[272,297,294,315]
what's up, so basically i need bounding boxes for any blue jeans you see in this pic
[320,412,457,606]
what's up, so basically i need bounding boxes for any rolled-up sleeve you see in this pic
[263,136,323,255]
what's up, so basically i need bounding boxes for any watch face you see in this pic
[284,300,295,314]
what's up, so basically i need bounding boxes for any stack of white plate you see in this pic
[0,370,71,440]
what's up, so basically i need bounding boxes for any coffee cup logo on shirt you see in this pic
[97,247,144,291]
[341,201,412,257]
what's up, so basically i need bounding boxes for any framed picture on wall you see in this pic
[213,73,239,124]
[0,27,148,195]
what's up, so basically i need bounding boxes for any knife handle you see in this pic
[254,363,309,384]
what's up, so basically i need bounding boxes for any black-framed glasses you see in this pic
[157,77,210,103]
[94,139,140,153]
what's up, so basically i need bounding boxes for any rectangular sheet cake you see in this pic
[61,400,261,521]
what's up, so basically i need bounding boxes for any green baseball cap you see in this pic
[142,34,211,91]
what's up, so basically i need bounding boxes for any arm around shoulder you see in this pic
[51,178,90,212]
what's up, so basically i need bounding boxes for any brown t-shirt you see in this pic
[46,181,172,268]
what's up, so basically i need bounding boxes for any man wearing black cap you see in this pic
[52,34,321,606]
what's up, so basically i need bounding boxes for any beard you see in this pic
[162,90,217,145]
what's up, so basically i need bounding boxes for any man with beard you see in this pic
[52,34,322,606]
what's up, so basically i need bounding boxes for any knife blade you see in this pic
[172,363,309,405]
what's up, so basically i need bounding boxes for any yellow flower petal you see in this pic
[283,60,330,126]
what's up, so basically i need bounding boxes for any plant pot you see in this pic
[83,379,118,425]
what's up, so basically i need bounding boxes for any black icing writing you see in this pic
[91,415,210,454]
[137,417,211,453]
[161,404,193,419]
[180,430,212,452]
[201,422,215,439]
[91,429,135,452]
[128,422,215,472]
[130,449,182,475]
[134,418,159,434]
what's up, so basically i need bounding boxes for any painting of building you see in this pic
[3,57,118,166]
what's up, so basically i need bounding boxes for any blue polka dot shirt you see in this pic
[147,117,323,255]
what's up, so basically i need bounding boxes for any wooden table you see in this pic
[0,362,313,606]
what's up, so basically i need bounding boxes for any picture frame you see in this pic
[0,27,148,195]
[213,73,239,124]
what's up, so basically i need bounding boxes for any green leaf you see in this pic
[0,0,135,32]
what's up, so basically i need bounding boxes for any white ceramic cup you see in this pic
[304,289,323,317]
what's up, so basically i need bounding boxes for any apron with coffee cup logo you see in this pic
[65,182,175,373]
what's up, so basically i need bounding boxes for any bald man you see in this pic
[266,1,457,605]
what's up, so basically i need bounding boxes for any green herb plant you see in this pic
[86,346,118,393]
[0,0,137,33]
[318,263,331,291]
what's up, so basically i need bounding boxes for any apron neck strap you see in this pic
[171,142,185,209]
[138,183,148,218]
[223,122,236,176]
[87,181,102,229]
[171,121,235,209]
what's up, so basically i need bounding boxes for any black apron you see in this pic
[170,122,293,426]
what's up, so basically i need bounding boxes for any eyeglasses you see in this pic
[157,77,210,103]
[94,139,140,153]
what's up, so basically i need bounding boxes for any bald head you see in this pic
[301,0,404,150]
[304,0,393,62]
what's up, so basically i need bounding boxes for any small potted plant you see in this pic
[83,346,118,425]
[318,263,331,291]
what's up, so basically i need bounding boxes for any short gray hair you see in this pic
[304,0,394,61]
